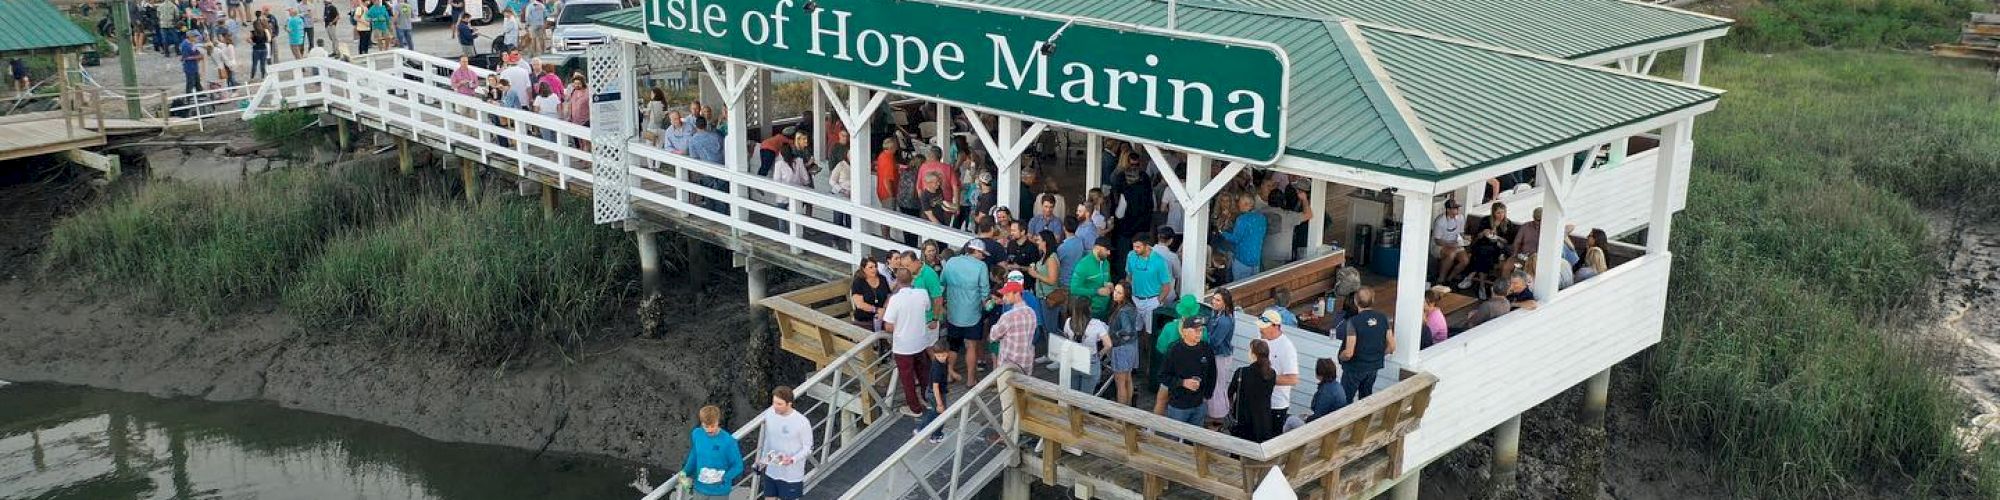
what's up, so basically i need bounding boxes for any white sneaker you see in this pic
[1456,276,1474,289]
[1034,356,1050,365]
[899,407,921,418]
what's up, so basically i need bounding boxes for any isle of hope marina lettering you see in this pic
[644,0,1291,163]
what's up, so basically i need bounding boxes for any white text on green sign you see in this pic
[643,0,1290,163]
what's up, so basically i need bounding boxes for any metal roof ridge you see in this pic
[1614,0,1736,24]
[1139,0,1341,23]
[1327,18,1449,173]
[1351,20,1728,96]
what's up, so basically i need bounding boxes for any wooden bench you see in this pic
[1224,250,1347,316]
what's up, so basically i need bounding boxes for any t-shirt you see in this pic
[1125,249,1172,299]
[883,287,931,355]
[287,16,306,44]
[1342,310,1391,369]
[1265,333,1299,410]
[498,65,531,104]
[850,277,891,323]
[1066,318,1108,358]
[456,20,475,45]
[756,408,813,483]
[533,93,561,118]
[1433,212,1467,246]
[912,264,943,322]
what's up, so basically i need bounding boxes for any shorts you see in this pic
[946,322,984,343]
[1108,343,1138,373]
[760,473,803,500]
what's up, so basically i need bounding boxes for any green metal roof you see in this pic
[594,0,1722,178]
[1219,0,1730,60]
[0,0,99,55]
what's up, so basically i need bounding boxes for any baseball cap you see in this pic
[1257,308,1287,328]
[1444,199,1461,209]
[962,239,986,254]
[1006,270,1025,284]
[1182,314,1208,329]
[999,282,1024,295]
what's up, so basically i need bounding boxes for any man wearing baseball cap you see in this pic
[989,281,1038,374]
[1434,198,1470,287]
[1255,307,1302,425]
[941,239,991,383]
[1154,314,1215,426]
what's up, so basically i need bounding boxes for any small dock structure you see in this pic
[242,0,1732,497]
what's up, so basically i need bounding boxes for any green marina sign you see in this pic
[642,0,1291,163]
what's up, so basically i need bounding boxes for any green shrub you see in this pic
[1648,48,1999,498]
[284,198,637,358]
[1725,0,1985,51]
[43,164,420,317]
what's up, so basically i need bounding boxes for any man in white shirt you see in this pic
[497,52,532,105]
[756,387,812,500]
[1433,198,1470,286]
[882,269,933,418]
[1256,309,1301,424]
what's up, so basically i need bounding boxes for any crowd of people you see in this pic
[101,0,571,100]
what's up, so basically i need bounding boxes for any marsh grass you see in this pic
[1649,47,2000,497]
[43,163,424,317]
[284,197,636,358]
[1724,0,1985,51]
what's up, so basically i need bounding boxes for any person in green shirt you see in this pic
[1150,294,1202,393]
[907,251,943,322]
[1069,239,1112,319]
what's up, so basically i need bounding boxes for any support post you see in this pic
[1391,471,1421,500]
[1307,179,1328,254]
[458,158,477,203]
[637,230,662,295]
[1491,415,1522,495]
[810,82,825,165]
[933,102,950,153]
[1084,133,1103,190]
[541,184,558,219]
[1180,154,1209,297]
[1001,466,1031,500]
[1581,369,1611,429]
[1647,120,1687,254]
[397,137,413,175]
[746,258,769,303]
[1681,42,1705,85]
[337,118,352,150]
[114,0,140,117]
[726,87,749,223]
[996,116,1021,214]
[1391,193,1432,368]
[1533,160,1567,301]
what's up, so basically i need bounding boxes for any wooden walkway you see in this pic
[0,115,105,162]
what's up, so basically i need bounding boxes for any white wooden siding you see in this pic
[1474,149,1684,238]
[1399,253,1672,472]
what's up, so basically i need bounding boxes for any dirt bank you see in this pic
[0,154,808,475]
[1932,210,2000,448]
[0,275,786,468]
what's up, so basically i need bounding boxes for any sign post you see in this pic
[642,0,1290,163]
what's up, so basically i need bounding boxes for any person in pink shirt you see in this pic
[916,145,957,206]
[536,63,563,104]
[1421,286,1450,348]
[450,56,479,96]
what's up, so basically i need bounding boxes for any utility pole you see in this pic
[114,0,140,117]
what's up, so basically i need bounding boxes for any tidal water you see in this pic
[0,381,639,500]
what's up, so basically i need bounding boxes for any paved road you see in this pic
[82,0,508,93]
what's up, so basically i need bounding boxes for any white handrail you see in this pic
[642,332,892,500]
[836,368,1016,500]
[628,142,975,255]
